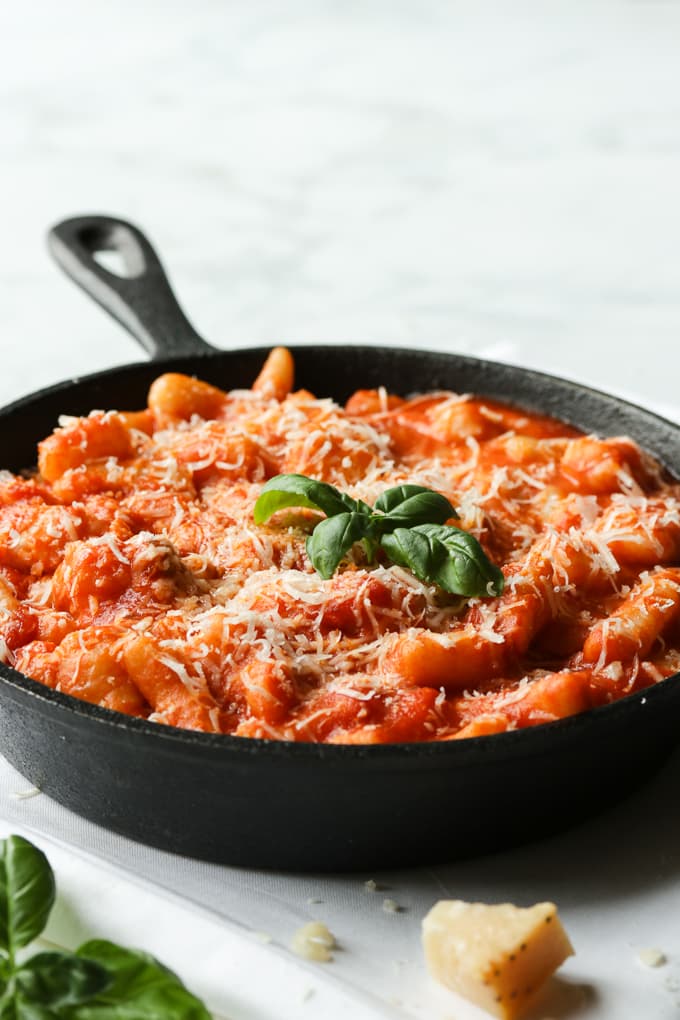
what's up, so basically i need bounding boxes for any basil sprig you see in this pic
[0,834,211,1019]
[254,474,504,597]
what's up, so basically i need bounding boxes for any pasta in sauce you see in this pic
[1,347,679,744]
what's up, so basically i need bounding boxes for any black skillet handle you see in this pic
[47,215,216,361]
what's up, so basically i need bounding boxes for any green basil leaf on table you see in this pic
[14,953,110,1009]
[381,524,505,598]
[66,942,211,1020]
[305,512,371,579]
[0,836,55,958]
[253,473,363,524]
[374,485,457,529]
[0,836,210,1020]
[0,1001,61,1020]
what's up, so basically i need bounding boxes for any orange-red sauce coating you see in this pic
[2,347,680,743]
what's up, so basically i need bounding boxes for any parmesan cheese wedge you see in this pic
[422,900,573,1019]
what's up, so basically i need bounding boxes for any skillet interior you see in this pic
[2,344,680,474]
[1,344,680,869]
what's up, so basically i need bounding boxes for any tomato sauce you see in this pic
[1,348,679,743]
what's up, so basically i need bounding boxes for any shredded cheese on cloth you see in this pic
[2,350,680,743]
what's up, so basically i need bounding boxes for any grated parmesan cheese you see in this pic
[637,947,666,968]
[3,356,680,746]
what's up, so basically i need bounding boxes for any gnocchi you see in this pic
[1,346,679,742]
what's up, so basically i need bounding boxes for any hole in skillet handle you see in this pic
[92,248,137,278]
[83,221,143,280]
[47,214,216,361]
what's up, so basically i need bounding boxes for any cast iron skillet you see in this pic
[1,214,679,872]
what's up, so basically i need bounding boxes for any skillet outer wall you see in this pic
[0,345,679,870]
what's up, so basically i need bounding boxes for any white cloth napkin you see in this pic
[1,744,680,1020]
[0,816,384,1020]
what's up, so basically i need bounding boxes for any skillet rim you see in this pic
[1,341,679,763]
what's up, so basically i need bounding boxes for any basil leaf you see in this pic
[0,1002,58,1020]
[14,953,110,1009]
[374,485,457,529]
[253,474,361,524]
[65,941,210,1020]
[381,524,505,597]
[0,836,55,957]
[306,513,369,579]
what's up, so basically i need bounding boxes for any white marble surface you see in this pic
[3,2,680,1019]
[3,1,680,411]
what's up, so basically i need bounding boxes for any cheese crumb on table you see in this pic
[422,900,573,1020]
[383,898,402,913]
[290,921,336,963]
[10,786,42,800]
[637,947,667,968]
